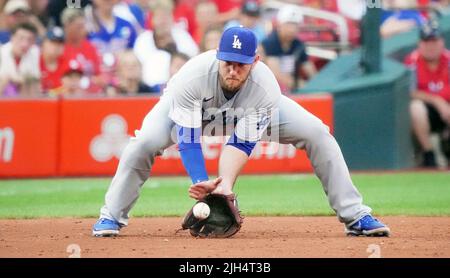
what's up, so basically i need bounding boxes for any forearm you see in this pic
[217,132,256,193]
[412,91,447,109]
[217,145,249,194]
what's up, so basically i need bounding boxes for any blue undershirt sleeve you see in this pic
[226,133,257,156]
[176,124,209,184]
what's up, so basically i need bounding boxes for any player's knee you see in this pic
[307,120,332,141]
[293,120,332,149]
[123,138,164,161]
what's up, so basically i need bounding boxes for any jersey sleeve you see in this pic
[167,81,203,128]
[235,91,278,142]
[235,107,272,142]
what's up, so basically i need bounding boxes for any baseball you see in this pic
[193,202,210,220]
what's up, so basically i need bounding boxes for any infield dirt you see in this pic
[1,216,449,258]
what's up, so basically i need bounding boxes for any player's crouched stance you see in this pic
[92,27,390,238]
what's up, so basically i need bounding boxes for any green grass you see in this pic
[0,172,449,218]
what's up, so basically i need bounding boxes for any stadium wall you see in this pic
[298,13,450,170]
[0,95,333,178]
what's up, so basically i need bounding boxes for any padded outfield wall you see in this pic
[298,13,450,170]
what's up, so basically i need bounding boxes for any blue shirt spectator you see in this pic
[381,10,426,26]
[0,32,11,44]
[262,31,308,64]
[261,4,316,92]
[224,1,266,43]
[113,1,146,33]
[87,16,137,53]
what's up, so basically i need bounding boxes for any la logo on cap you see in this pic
[217,26,256,64]
[232,35,242,49]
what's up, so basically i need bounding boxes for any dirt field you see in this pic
[1,216,449,258]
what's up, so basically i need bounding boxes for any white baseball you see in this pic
[193,202,210,220]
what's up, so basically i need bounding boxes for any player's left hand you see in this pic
[189,177,223,200]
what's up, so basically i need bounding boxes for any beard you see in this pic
[218,71,250,95]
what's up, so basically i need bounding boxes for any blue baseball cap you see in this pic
[216,26,257,64]
[420,21,441,41]
[46,26,65,42]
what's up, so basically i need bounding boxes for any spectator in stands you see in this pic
[144,0,198,38]
[405,22,450,167]
[60,7,103,94]
[261,4,317,93]
[0,22,40,97]
[381,0,427,38]
[212,0,242,25]
[85,0,138,87]
[49,59,85,97]
[193,0,220,44]
[172,0,198,38]
[224,1,267,43]
[85,0,137,53]
[134,0,198,88]
[47,0,90,26]
[169,51,189,77]
[199,26,222,52]
[27,0,51,28]
[106,50,159,96]
[113,0,146,34]
[40,26,65,93]
[0,0,46,44]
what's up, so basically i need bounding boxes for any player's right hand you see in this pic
[188,177,223,200]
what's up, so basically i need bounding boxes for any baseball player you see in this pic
[92,26,390,237]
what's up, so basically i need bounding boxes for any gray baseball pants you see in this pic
[100,95,371,226]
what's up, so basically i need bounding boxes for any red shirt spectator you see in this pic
[212,0,242,13]
[145,0,198,37]
[40,27,66,92]
[173,1,198,37]
[40,55,64,91]
[404,23,450,168]
[62,40,101,81]
[61,7,102,93]
[405,49,450,102]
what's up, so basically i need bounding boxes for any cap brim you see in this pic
[217,52,255,64]
[421,34,441,41]
[47,37,64,42]
[243,11,260,17]
[64,70,83,76]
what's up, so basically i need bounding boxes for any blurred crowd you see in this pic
[0,0,449,98]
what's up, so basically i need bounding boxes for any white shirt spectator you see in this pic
[133,27,199,87]
[337,0,367,21]
[0,42,40,79]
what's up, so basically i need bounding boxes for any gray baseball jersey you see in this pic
[168,50,280,142]
[99,50,371,228]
